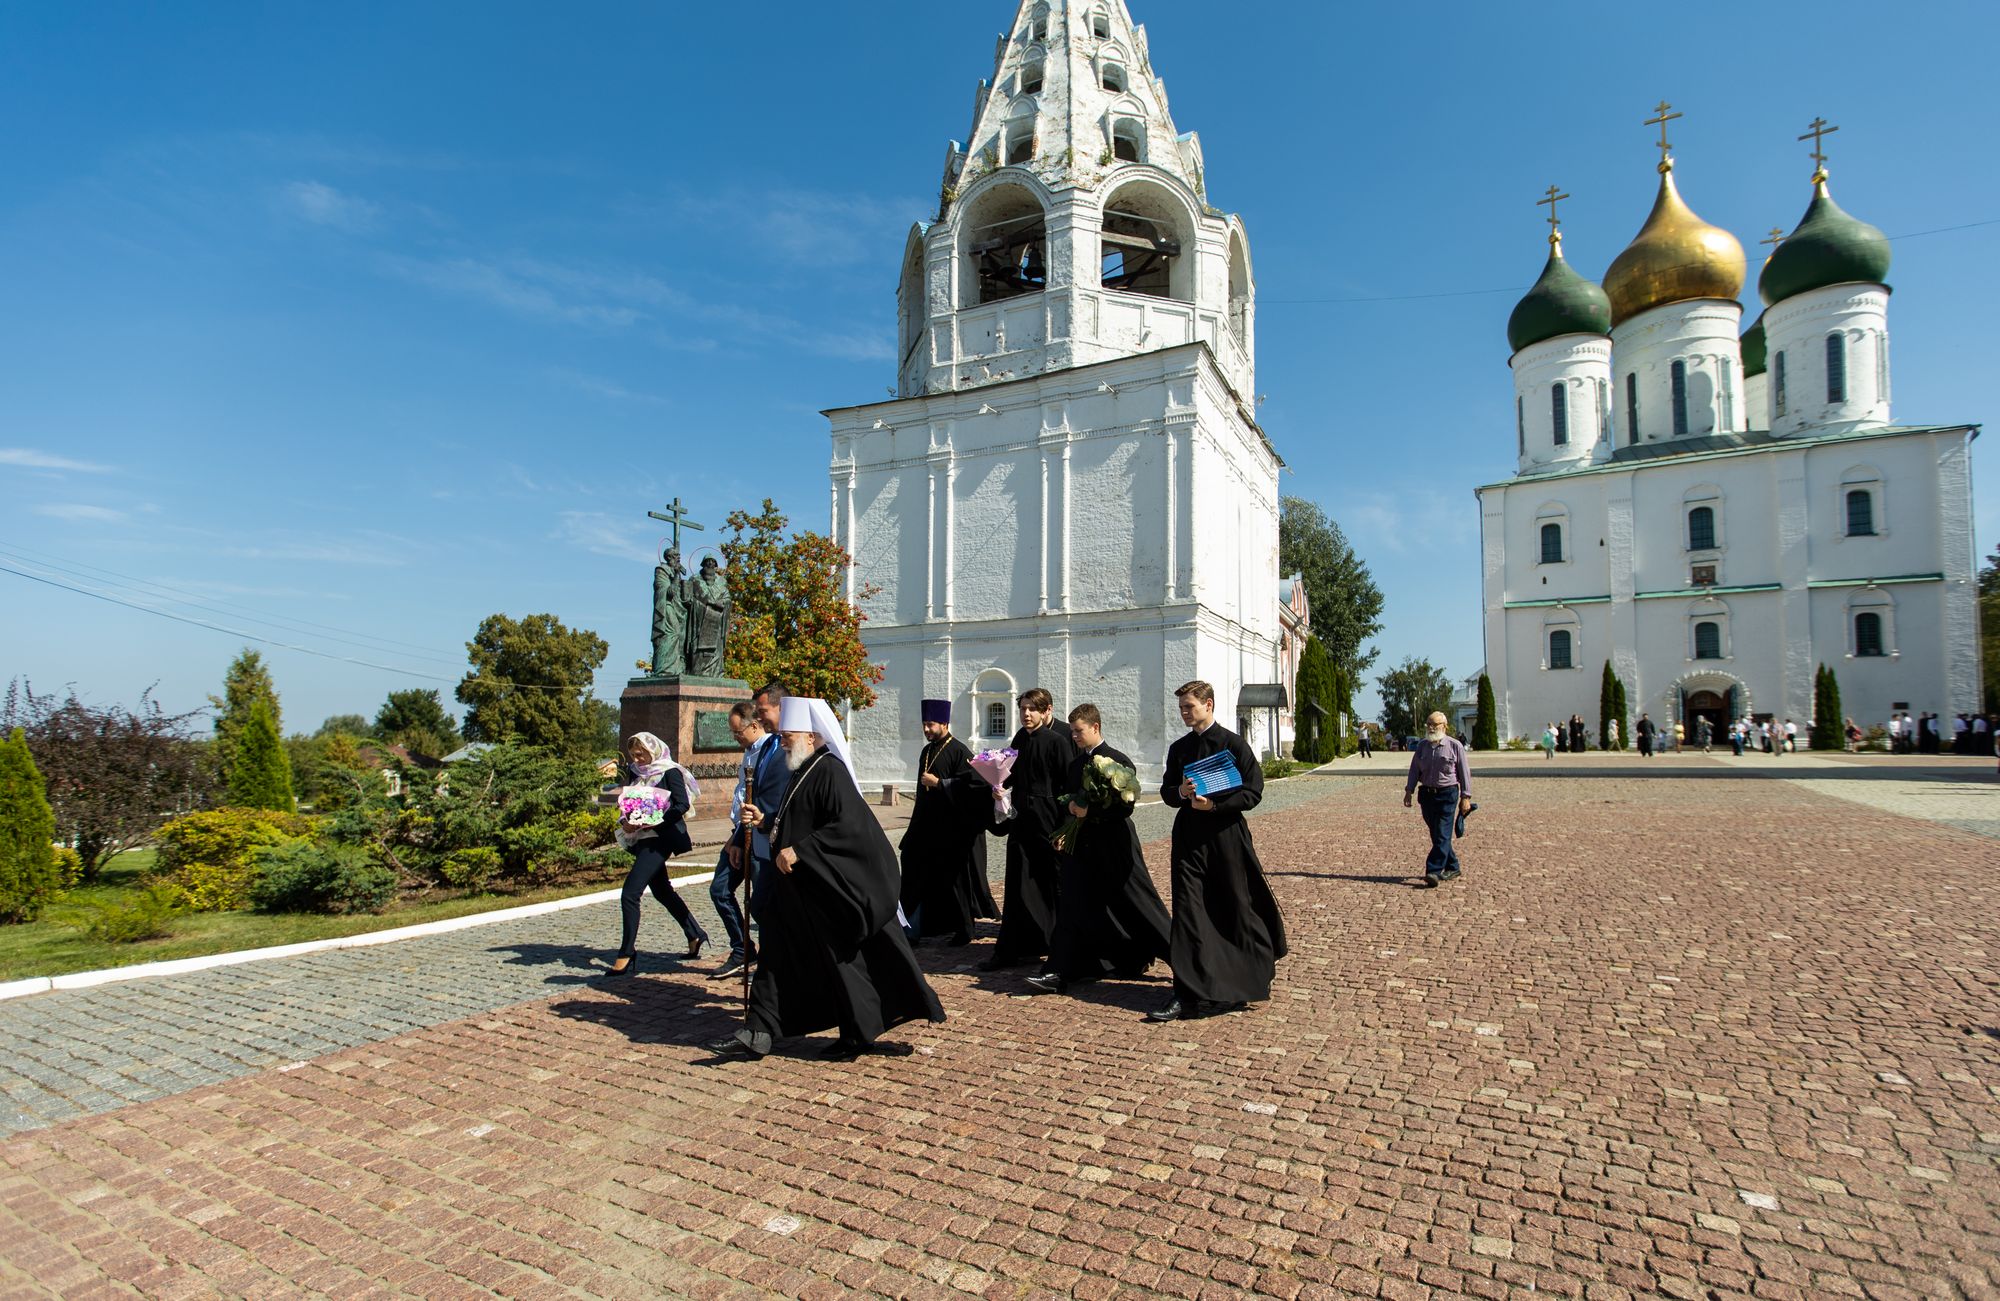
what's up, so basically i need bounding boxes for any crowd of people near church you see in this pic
[600,678,1290,1062]
[1527,708,1999,757]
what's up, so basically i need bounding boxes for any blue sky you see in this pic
[3,1,1995,733]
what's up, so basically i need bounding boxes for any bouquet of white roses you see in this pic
[1050,753,1140,853]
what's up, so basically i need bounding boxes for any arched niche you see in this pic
[897,224,929,368]
[957,180,1049,307]
[1098,176,1194,302]
[1227,223,1253,346]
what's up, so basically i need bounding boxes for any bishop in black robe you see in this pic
[1037,736,1171,988]
[983,709,1072,968]
[898,724,997,943]
[1156,704,1287,1017]
[713,744,945,1058]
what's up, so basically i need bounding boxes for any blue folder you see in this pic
[1183,750,1243,797]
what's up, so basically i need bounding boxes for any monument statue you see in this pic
[650,547,689,676]
[686,555,732,678]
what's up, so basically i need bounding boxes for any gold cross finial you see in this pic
[1760,227,1787,248]
[1644,100,1682,158]
[1537,184,1570,247]
[1798,116,1839,180]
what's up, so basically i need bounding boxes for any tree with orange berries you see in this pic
[720,500,884,710]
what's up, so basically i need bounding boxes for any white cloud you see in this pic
[556,511,656,562]
[280,179,383,232]
[544,368,672,406]
[0,448,112,473]
[34,503,127,522]
[378,253,646,328]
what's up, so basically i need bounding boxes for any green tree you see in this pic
[721,499,885,709]
[1376,657,1454,743]
[1979,545,2000,713]
[1811,664,1844,749]
[1472,673,1498,750]
[209,649,281,778]
[0,727,62,923]
[374,689,461,753]
[317,714,374,738]
[1292,636,1335,762]
[1279,497,1386,681]
[1612,678,1629,750]
[1598,661,1631,750]
[456,613,610,758]
[227,698,295,811]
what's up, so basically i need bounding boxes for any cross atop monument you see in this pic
[1798,115,1839,177]
[647,496,706,551]
[1537,185,1570,246]
[1760,226,1787,248]
[1644,100,1682,159]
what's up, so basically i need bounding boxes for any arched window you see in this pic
[1625,372,1639,443]
[986,701,1009,736]
[1006,127,1035,165]
[1091,9,1110,38]
[1670,359,1689,436]
[1774,351,1788,415]
[1687,505,1716,551]
[1550,382,1568,446]
[1693,621,1721,660]
[1020,60,1044,95]
[1846,489,1875,537]
[1854,611,1884,657]
[1548,629,1573,670]
[1597,377,1611,442]
[1029,5,1049,43]
[1826,332,1847,403]
[1101,63,1126,93]
[959,184,1048,305]
[1540,522,1563,565]
[1719,357,1734,430]
[1110,118,1144,163]
[1099,180,1188,300]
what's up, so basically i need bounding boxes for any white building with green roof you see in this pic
[1476,124,1980,743]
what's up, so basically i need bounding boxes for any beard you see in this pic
[784,735,818,770]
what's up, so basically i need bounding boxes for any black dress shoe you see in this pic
[707,1030,771,1059]
[709,955,749,980]
[1023,973,1067,995]
[1208,1001,1250,1016]
[1419,875,1440,889]
[1145,999,1184,1023]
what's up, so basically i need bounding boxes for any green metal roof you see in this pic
[1759,180,1892,307]
[1507,246,1611,353]
[1740,313,1767,378]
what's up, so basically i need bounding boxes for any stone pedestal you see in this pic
[618,675,750,822]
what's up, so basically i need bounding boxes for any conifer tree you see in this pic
[210,649,281,778]
[0,726,61,923]
[1293,637,1335,762]
[1612,677,1629,750]
[227,699,296,811]
[1599,661,1618,751]
[1472,674,1498,750]
[1811,664,1844,749]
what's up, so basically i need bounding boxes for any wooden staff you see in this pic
[739,769,756,1015]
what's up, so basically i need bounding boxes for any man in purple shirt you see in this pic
[1403,711,1472,888]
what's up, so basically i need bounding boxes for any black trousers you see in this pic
[618,839,707,957]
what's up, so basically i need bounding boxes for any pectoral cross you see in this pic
[1798,116,1839,176]
[1644,100,1682,159]
[647,496,705,550]
[1537,184,1570,246]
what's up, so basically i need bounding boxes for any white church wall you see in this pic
[1609,298,1746,447]
[1764,284,1891,436]
[1511,333,1610,472]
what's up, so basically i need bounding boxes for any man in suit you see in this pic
[733,680,793,931]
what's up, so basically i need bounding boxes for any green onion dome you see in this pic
[1507,238,1612,353]
[1758,176,1891,307]
[1740,313,1767,378]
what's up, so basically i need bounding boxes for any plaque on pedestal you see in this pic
[619,674,750,822]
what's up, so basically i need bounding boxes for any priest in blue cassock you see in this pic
[711,697,945,1061]
[899,698,997,946]
[1150,679,1287,1022]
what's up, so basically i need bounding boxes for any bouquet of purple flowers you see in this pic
[617,784,673,828]
[968,747,1018,822]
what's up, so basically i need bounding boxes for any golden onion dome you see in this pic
[1602,160,1746,327]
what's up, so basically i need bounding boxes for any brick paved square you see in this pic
[1,768,1995,1298]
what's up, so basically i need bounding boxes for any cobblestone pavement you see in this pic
[3,772,1997,1298]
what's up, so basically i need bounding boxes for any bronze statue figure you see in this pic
[686,555,732,678]
[651,547,689,676]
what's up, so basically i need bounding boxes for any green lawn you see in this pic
[0,849,712,982]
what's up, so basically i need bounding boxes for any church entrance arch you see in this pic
[1664,670,1747,747]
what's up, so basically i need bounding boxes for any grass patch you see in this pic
[0,849,715,982]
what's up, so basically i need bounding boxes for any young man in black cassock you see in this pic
[899,698,996,946]
[1150,680,1287,1022]
[1025,704,1171,996]
[979,687,1073,970]
[713,697,945,1061]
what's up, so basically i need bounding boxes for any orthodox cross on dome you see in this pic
[1760,227,1787,248]
[1537,185,1570,247]
[647,496,705,551]
[1644,100,1683,162]
[1798,116,1839,179]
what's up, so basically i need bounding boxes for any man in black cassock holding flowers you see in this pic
[898,698,996,945]
[1024,703,1171,996]
[979,687,1072,970]
[713,697,945,1060]
[1151,679,1287,1022]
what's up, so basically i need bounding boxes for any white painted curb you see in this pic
[0,871,717,1003]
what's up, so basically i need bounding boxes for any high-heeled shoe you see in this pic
[600,954,638,978]
[686,934,707,961]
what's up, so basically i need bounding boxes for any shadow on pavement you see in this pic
[487,941,709,986]
[1271,870,1426,888]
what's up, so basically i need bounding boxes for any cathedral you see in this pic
[1477,112,1981,742]
[826,1,1280,785]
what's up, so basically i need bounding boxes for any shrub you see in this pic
[441,847,500,892]
[1260,757,1304,780]
[52,845,84,887]
[249,841,395,915]
[0,727,62,923]
[558,807,618,850]
[71,883,184,943]
[157,808,316,911]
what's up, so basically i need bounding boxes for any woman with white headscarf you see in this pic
[599,731,709,977]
